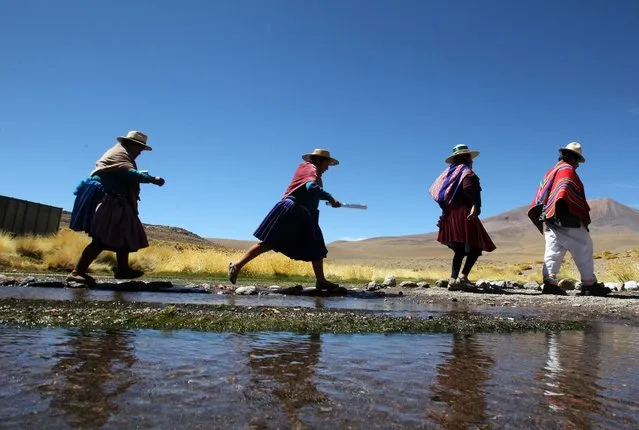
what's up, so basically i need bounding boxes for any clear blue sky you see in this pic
[1,0,638,242]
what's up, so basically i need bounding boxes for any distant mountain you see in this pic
[60,198,639,263]
[327,198,639,263]
[60,211,213,246]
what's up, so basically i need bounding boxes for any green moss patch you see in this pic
[0,298,585,334]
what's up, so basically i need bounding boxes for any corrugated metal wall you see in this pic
[0,195,62,236]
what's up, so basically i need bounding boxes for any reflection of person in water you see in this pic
[247,333,325,427]
[536,328,602,427]
[427,333,494,429]
[41,329,137,428]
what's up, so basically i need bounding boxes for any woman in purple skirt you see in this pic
[67,131,165,285]
[429,144,495,290]
[228,149,342,290]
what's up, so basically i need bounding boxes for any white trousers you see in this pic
[543,223,595,285]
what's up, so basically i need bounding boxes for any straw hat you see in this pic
[559,141,585,163]
[117,131,152,151]
[302,148,339,166]
[445,144,480,164]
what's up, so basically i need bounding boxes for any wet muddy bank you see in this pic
[395,286,639,323]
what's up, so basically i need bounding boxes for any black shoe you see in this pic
[316,280,340,291]
[581,282,611,297]
[542,282,567,295]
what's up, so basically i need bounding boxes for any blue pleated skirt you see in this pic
[254,199,328,261]
[69,179,105,234]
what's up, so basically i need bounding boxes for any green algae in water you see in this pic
[0,298,586,334]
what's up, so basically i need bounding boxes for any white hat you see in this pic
[445,144,480,164]
[559,141,585,163]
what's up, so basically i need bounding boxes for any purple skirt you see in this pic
[254,199,328,261]
[90,193,149,252]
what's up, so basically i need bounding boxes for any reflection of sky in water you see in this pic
[0,323,638,428]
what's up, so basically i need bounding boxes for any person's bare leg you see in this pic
[74,242,102,274]
[68,241,102,284]
[117,251,130,272]
[228,242,272,284]
[312,259,326,283]
[313,259,338,290]
[115,251,144,279]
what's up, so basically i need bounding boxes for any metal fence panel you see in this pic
[0,195,62,236]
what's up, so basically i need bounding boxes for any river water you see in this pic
[1,288,638,428]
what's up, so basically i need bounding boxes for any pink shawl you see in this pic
[282,162,322,199]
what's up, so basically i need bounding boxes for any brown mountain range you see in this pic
[61,198,639,265]
[327,198,639,265]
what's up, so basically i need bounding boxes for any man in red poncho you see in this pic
[528,142,610,296]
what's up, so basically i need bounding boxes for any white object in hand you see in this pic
[326,202,367,210]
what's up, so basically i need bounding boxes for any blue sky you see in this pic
[1,0,638,242]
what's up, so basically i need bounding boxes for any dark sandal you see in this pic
[66,271,96,285]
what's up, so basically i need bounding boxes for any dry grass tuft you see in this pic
[603,259,639,283]
[1,229,638,284]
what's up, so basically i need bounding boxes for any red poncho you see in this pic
[282,162,322,199]
[528,161,590,233]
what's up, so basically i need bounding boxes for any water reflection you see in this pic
[247,333,325,428]
[40,329,137,428]
[427,333,495,429]
[537,328,603,428]
[1,323,639,428]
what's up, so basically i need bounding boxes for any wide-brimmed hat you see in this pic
[445,144,480,164]
[559,141,585,163]
[302,148,339,166]
[117,131,152,151]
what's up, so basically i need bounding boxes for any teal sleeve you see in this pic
[305,181,332,201]
[126,169,155,184]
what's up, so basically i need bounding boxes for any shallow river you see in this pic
[1,287,638,428]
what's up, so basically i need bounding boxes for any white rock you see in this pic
[366,282,381,291]
[235,286,257,295]
[623,281,638,290]
[382,274,396,287]
[604,282,619,291]
[417,282,430,288]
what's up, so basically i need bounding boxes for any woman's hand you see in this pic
[328,198,342,208]
[153,177,166,187]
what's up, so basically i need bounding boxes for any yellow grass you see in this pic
[0,229,637,284]
[603,258,639,283]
